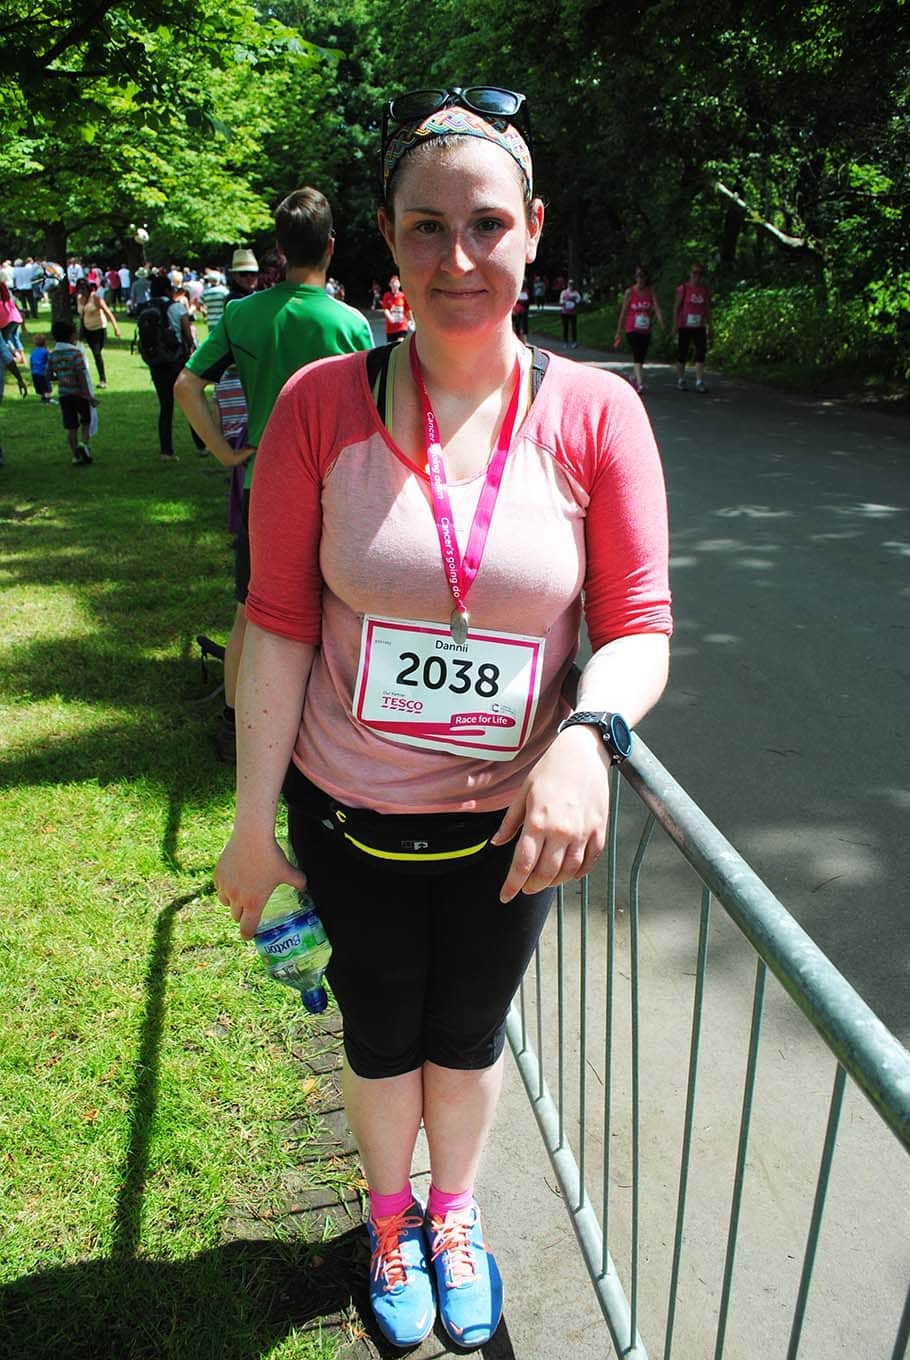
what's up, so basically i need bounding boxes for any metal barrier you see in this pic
[508,737,910,1359]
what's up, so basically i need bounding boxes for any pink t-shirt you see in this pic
[676,282,710,328]
[246,350,672,814]
[625,286,655,334]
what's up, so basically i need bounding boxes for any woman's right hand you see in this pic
[215,831,309,940]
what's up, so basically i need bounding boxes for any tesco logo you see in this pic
[381,695,424,713]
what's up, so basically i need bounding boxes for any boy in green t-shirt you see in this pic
[175,187,372,761]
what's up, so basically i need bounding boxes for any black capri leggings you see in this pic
[626,329,651,364]
[287,788,554,1080]
[83,327,106,383]
[676,326,707,364]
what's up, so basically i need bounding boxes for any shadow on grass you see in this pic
[0,1238,520,1359]
[0,641,228,872]
[0,1233,366,1360]
[1,387,237,869]
[0,890,518,1359]
[5,894,341,1358]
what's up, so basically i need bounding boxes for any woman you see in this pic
[0,280,25,361]
[559,276,581,347]
[674,261,712,393]
[614,265,665,393]
[532,272,546,310]
[381,272,412,343]
[215,85,672,1351]
[78,280,120,388]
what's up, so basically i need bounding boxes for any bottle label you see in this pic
[255,908,331,982]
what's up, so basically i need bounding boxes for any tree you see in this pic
[0,1,337,310]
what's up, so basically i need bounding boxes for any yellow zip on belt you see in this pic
[342,833,490,862]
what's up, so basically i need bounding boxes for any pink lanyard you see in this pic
[409,340,522,643]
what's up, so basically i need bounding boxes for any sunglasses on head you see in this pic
[381,85,532,163]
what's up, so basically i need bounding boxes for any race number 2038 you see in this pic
[353,615,546,760]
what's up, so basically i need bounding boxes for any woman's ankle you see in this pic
[427,1184,474,1218]
[369,1183,414,1219]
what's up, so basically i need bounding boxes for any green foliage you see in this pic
[0,0,338,265]
[2,0,909,378]
[710,284,907,382]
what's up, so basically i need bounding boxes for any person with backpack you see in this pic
[137,274,204,461]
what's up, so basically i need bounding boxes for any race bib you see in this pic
[685,312,703,328]
[563,297,577,312]
[390,304,405,323]
[633,312,650,331]
[353,615,545,760]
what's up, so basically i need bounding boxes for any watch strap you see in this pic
[557,710,633,762]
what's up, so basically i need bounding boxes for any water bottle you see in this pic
[254,848,332,1015]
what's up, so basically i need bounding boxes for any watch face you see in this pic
[607,713,633,759]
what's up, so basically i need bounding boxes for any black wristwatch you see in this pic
[557,710,633,763]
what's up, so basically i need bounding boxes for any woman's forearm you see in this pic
[233,623,317,844]
[574,633,670,728]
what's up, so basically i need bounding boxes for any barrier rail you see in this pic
[508,737,910,1359]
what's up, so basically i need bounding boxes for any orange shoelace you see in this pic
[430,1210,480,1288]
[370,1209,424,1292]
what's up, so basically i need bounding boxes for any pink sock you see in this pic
[427,1184,474,1218]
[369,1184,413,1220]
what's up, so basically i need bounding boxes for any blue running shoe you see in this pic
[367,1197,436,1347]
[427,1200,503,1348]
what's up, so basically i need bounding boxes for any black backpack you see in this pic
[137,298,184,367]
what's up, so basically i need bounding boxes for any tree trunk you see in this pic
[720,198,746,266]
[565,199,584,290]
[43,220,71,322]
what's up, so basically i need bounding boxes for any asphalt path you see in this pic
[510,337,910,1359]
[623,356,907,1040]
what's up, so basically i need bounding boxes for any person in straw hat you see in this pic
[228,247,259,301]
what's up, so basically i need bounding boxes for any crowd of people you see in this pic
[1,242,716,473]
[2,87,678,1352]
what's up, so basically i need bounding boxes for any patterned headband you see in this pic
[383,105,533,196]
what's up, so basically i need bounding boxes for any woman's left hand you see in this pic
[492,725,612,903]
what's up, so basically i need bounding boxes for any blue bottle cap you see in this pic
[301,986,328,1015]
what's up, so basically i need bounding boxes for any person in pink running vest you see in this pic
[673,262,713,392]
[614,265,665,393]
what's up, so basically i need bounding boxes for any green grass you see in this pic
[0,323,360,1360]
[527,304,619,353]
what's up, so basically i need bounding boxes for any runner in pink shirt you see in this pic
[614,264,665,393]
[215,85,672,1351]
[674,261,713,392]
